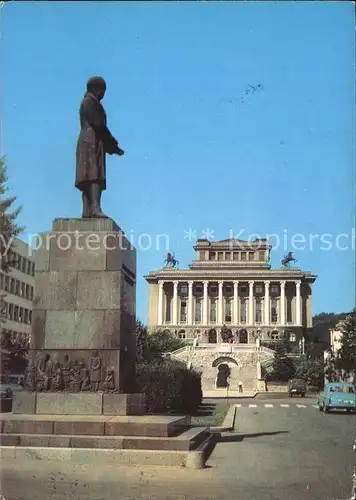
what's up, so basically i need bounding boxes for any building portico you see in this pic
[145,238,316,347]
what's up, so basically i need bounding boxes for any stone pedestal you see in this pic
[17,217,142,415]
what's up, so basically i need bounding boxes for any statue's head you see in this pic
[87,76,107,101]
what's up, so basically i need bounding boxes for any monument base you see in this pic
[12,392,145,416]
[0,413,217,468]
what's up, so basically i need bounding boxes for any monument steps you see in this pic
[0,431,218,468]
[0,414,190,438]
[0,426,209,451]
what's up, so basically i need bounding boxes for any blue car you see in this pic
[317,382,355,413]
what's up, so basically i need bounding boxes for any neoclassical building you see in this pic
[145,238,317,346]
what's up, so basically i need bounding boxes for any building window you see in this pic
[218,252,223,261]
[194,284,202,295]
[209,284,217,295]
[180,300,187,322]
[4,275,9,291]
[271,330,279,340]
[289,333,296,342]
[225,284,232,294]
[29,310,32,324]
[179,284,188,297]
[9,278,15,294]
[21,258,26,273]
[225,252,231,261]
[240,285,247,294]
[15,280,20,296]
[199,251,205,261]
[210,298,217,322]
[271,298,278,323]
[255,284,263,294]
[259,251,265,261]
[225,298,232,323]
[195,298,202,323]
[14,305,19,322]
[240,299,247,323]
[31,262,35,276]
[178,329,186,339]
[30,286,34,301]
[210,252,216,260]
[165,296,171,322]
[241,252,247,261]
[26,260,32,275]
[248,252,254,261]
[233,252,239,260]
[21,282,25,297]
[271,284,279,295]
[255,299,263,323]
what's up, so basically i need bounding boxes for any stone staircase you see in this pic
[168,343,275,394]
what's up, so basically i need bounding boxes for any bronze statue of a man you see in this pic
[76,76,124,218]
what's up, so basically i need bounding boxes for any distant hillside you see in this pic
[312,312,349,343]
[304,312,349,358]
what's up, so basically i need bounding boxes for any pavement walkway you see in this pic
[203,390,256,398]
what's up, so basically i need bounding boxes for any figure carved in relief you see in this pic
[69,360,81,393]
[79,360,91,391]
[90,351,102,391]
[102,367,116,392]
[62,354,72,391]
[36,354,51,391]
[52,362,63,391]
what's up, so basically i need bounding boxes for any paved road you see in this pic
[209,401,355,500]
[1,399,354,500]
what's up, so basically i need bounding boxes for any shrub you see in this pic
[136,359,202,414]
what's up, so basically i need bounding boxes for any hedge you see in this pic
[136,359,202,414]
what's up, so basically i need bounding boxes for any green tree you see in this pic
[269,339,296,382]
[337,308,356,377]
[0,157,22,321]
[294,354,324,389]
[135,321,186,361]
[0,157,23,375]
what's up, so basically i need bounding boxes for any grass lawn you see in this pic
[190,401,230,427]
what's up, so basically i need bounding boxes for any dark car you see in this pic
[288,378,306,397]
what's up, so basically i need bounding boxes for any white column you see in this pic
[264,281,270,325]
[187,281,194,325]
[257,361,262,380]
[248,281,254,325]
[172,281,178,325]
[280,280,286,326]
[157,280,164,326]
[203,281,209,325]
[233,281,239,325]
[218,281,224,324]
[295,280,301,325]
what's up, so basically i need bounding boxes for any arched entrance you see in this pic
[216,363,230,388]
[212,356,238,388]
[208,328,217,343]
[239,329,248,344]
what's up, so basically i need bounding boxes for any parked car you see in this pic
[317,382,355,413]
[288,378,306,397]
[0,383,13,412]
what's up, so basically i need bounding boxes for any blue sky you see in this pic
[1,1,355,322]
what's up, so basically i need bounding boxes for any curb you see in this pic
[210,404,236,433]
